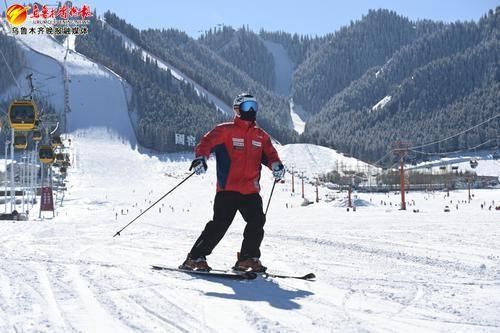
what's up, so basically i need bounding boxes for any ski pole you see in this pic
[113,172,196,237]
[264,179,279,216]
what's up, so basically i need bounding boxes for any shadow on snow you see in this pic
[203,276,314,310]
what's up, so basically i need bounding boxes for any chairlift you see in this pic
[8,100,38,131]
[39,145,55,164]
[51,135,63,148]
[470,159,478,169]
[439,166,446,171]
[32,129,42,141]
[55,153,64,163]
[451,166,459,170]
[14,133,28,149]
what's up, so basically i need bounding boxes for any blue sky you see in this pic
[5,0,499,37]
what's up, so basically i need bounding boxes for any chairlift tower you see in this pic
[392,141,410,210]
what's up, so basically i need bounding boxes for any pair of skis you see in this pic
[151,265,316,281]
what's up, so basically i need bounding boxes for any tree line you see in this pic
[302,7,499,162]
[75,17,228,151]
[104,12,298,144]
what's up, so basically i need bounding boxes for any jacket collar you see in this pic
[234,116,255,130]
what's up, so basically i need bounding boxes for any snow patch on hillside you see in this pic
[372,95,392,111]
[289,98,306,134]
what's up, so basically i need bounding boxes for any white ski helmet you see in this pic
[233,93,258,115]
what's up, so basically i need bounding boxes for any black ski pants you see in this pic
[189,191,266,260]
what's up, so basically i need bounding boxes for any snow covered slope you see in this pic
[1,131,499,332]
[262,40,294,96]
[1,18,136,146]
[261,38,309,134]
[278,143,378,178]
[0,21,64,110]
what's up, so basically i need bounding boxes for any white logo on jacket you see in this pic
[251,140,262,148]
[232,138,244,147]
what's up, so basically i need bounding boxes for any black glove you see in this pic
[271,162,285,180]
[189,156,207,175]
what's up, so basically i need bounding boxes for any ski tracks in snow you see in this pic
[262,228,500,331]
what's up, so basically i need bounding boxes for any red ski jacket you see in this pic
[195,117,282,194]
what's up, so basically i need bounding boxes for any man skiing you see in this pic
[181,93,285,272]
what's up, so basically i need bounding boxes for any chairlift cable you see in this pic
[409,113,500,150]
[409,137,499,156]
[0,48,20,89]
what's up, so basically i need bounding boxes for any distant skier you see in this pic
[181,93,285,272]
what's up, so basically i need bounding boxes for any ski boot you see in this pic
[233,253,267,273]
[180,254,211,272]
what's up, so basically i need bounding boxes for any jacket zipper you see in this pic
[243,127,251,188]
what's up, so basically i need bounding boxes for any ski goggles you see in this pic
[239,100,258,112]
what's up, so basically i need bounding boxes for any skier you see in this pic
[181,93,285,272]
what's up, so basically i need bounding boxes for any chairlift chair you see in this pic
[14,133,28,149]
[32,130,42,141]
[55,153,64,163]
[39,145,55,164]
[51,135,63,148]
